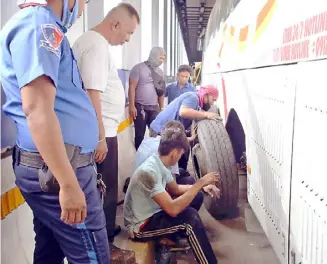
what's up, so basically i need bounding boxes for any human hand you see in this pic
[59,183,87,225]
[190,123,198,140]
[129,105,137,120]
[94,140,108,164]
[205,112,222,121]
[199,172,220,187]
[203,184,221,198]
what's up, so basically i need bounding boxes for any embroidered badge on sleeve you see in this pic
[40,24,64,57]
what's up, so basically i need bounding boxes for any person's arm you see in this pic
[22,76,86,223]
[158,68,165,109]
[87,91,105,141]
[165,85,169,97]
[128,78,138,108]
[87,90,107,162]
[21,76,80,189]
[158,95,164,110]
[74,42,109,163]
[166,181,192,196]
[179,94,219,120]
[11,22,86,225]
[179,106,208,120]
[128,66,139,119]
[152,172,219,217]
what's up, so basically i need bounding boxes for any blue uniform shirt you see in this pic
[165,81,196,104]
[134,136,179,175]
[0,6,98,153]
[150,92,199,133]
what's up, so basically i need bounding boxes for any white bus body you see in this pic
[202,0,327,263]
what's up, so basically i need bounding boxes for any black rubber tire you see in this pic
[192,143,206,180]
[194,119,239,219]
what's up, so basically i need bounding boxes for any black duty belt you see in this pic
[15,144,93,170]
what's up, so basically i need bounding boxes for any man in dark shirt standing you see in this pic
[165,65,196,104]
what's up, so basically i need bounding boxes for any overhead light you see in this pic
[199,16,203,22]
[200,6,205,13]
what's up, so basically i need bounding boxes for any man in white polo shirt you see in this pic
[73,3,140,261]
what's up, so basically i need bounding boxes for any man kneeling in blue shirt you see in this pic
[124,121,220,264]
[150,85,221,170]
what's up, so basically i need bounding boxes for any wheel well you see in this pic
[225,109,246,163]
[191,144,201,180]
[192,152,200,179]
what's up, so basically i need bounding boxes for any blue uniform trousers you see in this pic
[13,151,110,264]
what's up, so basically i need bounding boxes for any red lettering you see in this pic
[316,35,327,57]
[281,45,291,61]
[312,15,318,35]
[283,27,293,44]
[304,12,327,37]
[304,18,313,37]
[291,40,309,60]
[317,13,325,33]
[292,24,299,41]
[299,21,304,39]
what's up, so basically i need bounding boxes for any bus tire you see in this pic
[193,119,239,219]
[192,143,206,180]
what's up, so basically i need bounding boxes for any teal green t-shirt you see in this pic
[123,153,174,236]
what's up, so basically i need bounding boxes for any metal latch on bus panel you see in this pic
[282,232,286,257]
[291,250,302,264]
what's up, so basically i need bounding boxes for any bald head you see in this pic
[101,3,139,46]
[106,3,140,23]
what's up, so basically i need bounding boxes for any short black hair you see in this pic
[158,122,189,156]
[178,65,193,75]
[162,120,185,133]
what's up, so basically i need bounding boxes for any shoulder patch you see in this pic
[40,24,64,57]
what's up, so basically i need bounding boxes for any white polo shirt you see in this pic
[73,31,125,137]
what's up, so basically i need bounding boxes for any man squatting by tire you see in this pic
[135,120,220,202]
[124,120,221,264]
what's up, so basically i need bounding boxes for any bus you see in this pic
[201,0,327,263]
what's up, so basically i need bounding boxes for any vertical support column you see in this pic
[0,1,18,29]
[140,0,152,61]
[122,0,142,70]
[169,0,173,76]
[178,21,180,66]
[174,12,177,70]
[152,0,159,47]
[171,2,175,75]
[163,0,168,76]
[158,0,165,48]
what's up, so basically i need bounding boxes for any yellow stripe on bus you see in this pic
[1,116,134,220]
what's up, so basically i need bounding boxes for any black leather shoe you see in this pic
[113,225,121,237]
[108,225,122,242]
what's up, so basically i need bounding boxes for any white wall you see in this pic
[66,14,85,45]
[0,0,18,28]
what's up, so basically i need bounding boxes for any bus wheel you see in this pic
[192,119,239,219]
